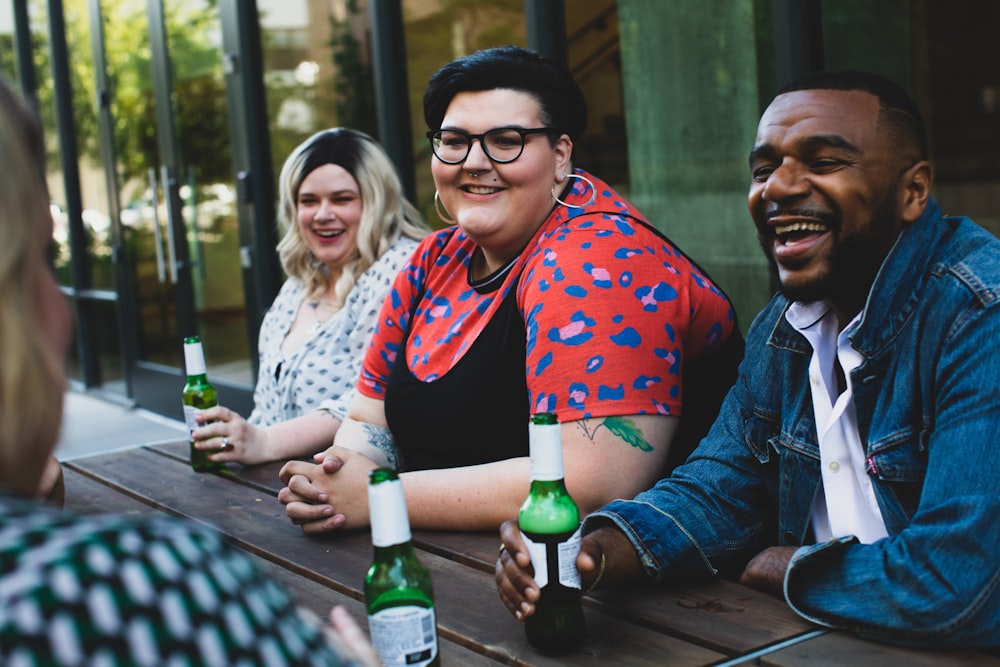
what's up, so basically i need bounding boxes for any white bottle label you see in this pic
[520,527,582,590]
[183,341,207,375]
[368,605,437,667]
[182,404,199,433]
[528,421,564,480]
[368,478,411,546]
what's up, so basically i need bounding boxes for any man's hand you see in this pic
[738,546,797,597]
[495,521,641,620]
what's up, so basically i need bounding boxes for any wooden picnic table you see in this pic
[62,439,998,666]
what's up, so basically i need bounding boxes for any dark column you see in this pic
[369,0,416,203]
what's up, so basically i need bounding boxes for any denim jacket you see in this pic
[588,200,1000,649]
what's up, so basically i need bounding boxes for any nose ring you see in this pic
[467,170,479,178]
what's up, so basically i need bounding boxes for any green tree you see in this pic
[330,0,376,136]
[27,0,228,195]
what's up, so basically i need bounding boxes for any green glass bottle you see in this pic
[365,468,439,667]
[519,412,585,654]
[181,336,221,473]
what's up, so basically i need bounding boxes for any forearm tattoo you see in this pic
[362,423,402,469]
[576,416,654,452]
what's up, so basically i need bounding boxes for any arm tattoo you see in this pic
[362,423,402,469]
[575,417,654,452]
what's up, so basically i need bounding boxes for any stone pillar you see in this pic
[617,0,771,329]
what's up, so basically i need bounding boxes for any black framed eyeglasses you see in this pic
[426,126,556,164]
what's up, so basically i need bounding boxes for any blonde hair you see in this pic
[276,128,429,305]
[0,78,65,494]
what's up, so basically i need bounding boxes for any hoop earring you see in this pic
[552,172,597,209]
[434,191,454,223]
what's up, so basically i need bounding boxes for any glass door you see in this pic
[112,0,254,417]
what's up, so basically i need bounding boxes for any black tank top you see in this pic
[384,271,529,471]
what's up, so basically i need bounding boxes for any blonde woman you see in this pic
[0,77,381,666]
[193,128,429,466]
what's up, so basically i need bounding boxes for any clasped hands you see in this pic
[278,445,380,532]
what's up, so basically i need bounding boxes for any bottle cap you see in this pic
[183,338,207,375]
[368,469,412,546]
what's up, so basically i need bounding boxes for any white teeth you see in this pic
[315,229,344,238]
[466,187,498,195]
[774,222,827,235]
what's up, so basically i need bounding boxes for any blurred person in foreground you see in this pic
[0,76,381,667]
[277,45,742,532]
[497,70,1000,649]
[191,128,429,467]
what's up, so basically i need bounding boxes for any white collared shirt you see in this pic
[785,301,889,545]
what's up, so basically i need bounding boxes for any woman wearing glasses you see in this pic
[278,45,742,532]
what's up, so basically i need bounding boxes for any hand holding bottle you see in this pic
[495,521,642,620]
[182,336,223,473]
[191,405,274,465]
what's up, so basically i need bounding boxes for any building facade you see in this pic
[1,0,997,419]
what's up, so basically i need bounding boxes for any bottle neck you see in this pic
[183,342,207,376]
[186,372,210,384]
[372,542,416,559]
[369,477,412,547]
[528,421,564,481]
[529,479,568,495]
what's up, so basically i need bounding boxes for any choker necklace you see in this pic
[308,299,336,333]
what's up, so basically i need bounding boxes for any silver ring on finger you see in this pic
[221,437,234,452]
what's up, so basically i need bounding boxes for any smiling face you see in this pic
[296,163,363,280]
[747,88,923,321]
[431,89,571,273]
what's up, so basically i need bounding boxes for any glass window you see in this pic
[1,2,16,81]
[258,0,374,212]
[819,0,1000,237]
[403,0,526,224]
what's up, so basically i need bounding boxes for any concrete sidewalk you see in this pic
[55,391,188,461]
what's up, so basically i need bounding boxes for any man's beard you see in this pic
[764,188,901,306]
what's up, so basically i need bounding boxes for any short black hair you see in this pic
[778,70,927,160]
[422,45,587,142]
[296,127,373,180]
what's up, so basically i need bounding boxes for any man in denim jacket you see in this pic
[497,70,999,649]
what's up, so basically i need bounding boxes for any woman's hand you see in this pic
[327,606,382,667]
[192,405,273,465]
[277,446,380,532]
[35,455,65,507]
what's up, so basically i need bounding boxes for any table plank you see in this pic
[411,529,819,656]
[250,552,498,666]
[759,631,1000,666]
[132,443,822,658]
[589,579,817,656]
[63,466,497,665]
[63,465,158,516]
[68,448,726,665]
[71,446,1000,665]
